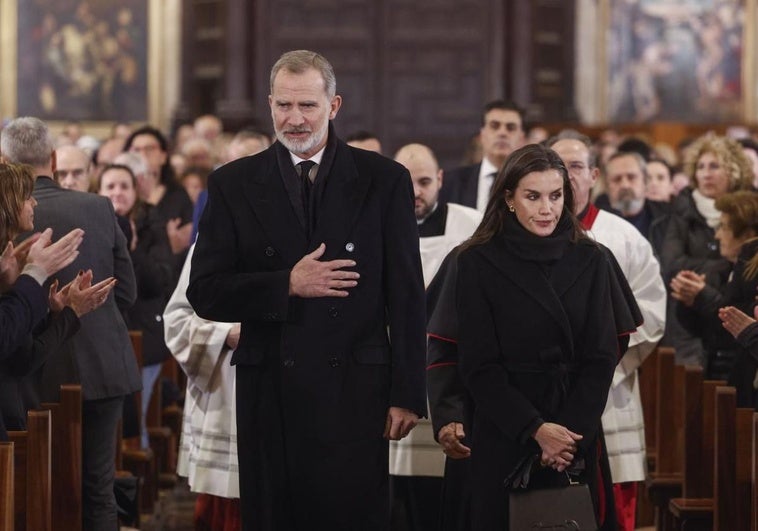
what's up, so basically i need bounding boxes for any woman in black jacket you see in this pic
[455,144,639,529]
[663,134,754,364]
[672,191,758,379]
[0,163,111,436]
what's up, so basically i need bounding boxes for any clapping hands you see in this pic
[49,269,117,317]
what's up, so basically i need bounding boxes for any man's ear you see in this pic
[590,166,600,185]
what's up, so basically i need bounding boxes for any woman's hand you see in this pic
[670,270,706,307]
[64,269,117,317]
[719,305,756,338]
[166,218,192,254]
[0,234,41,292]
[533,422,582,472]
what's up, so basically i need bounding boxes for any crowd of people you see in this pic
[2,48,758,531]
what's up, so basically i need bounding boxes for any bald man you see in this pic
[55,145,94,192]
[395,144,481,286]
[391,144,480,531]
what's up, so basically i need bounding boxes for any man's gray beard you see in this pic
[611,190,644,216]
[275,126,327,156]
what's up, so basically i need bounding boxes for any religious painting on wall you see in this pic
[16,0,148,121]
[607,0,744,123]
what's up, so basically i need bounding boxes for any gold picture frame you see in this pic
[0,0,180,136]
[598,0,757,124]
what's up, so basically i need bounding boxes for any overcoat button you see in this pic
[345,242,355,252]
[328,307,339,318]
[283,359,295,368]
[329,357,340,368]
[265,246,275,257]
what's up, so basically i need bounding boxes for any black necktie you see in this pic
[298,160,317,235]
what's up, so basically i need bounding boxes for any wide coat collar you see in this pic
[474,237,598,358]
[242,126,372,265]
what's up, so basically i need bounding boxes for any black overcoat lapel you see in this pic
[242,149,308,266]
[310,143,371,260]
[478,241,596,359]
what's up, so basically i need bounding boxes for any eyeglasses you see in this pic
[53,168,86,180]
[130,144,161,154]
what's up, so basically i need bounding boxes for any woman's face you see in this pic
[99,168,137,216]
[182,173,204,205]
[742,147,758,188]
[19,196,37,232]
[695,151,731,199]
[506,169,565,237]
[646,161,673,202]
[715,213,752,263]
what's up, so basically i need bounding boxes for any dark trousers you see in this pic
[236,364,390,531]
[82,395,124,531]
[390,475,443,531]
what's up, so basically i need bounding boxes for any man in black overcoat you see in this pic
[187,50,427,531]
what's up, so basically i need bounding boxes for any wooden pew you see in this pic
[0,442,13,531]
[640,346,663,468]
[645,348,685,530]
[669,386,754,530]
[9,409,51,531]
[752,412,758,531]
[122,330,157,514]
[39,384,82,531]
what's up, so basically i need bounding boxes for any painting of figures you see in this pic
[17,0,148,120]
[608,0,744,123]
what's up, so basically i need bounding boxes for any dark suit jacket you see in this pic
[187,132,426,528]
[440,164,480,209]
[29,177,141,400]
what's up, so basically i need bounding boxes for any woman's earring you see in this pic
[507,203,515,212]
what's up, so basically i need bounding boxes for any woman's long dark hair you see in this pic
[123,125,175,186]
[462,143,584,250]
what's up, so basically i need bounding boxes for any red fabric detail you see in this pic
[613,482,638,531]
[194,494,241,531]
[580,203,600,230]
[596,439,606,526]
[427,333,457,344]
[427,362,458,370]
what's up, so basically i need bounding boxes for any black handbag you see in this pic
[506,455,598,531]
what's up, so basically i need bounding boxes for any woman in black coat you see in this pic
[455,144,639,529]
[662,134,754,364]
[0,163,110,437]
[672,191,758,380]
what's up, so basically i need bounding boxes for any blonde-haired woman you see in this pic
[662,134,754,366]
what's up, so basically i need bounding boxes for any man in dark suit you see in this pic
[1,117,140,530]
[441,100,526,211]
[187,50,427,531]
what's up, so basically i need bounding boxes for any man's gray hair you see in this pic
[545,129,598,169]
[1,117,55,167]
[606,150,648,180]
[270,50,336,98]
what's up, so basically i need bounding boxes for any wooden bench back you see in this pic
[9,409,51,531]
[0,442,13,531]
[39,384,82,531]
